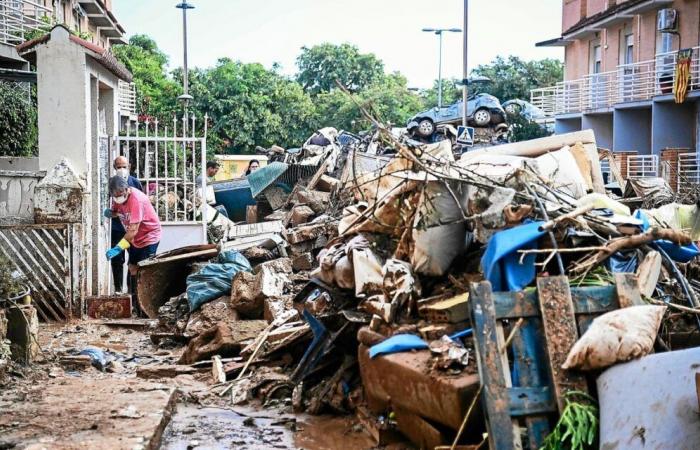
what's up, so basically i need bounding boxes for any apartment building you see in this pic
[532,0,700,178]
[1,0,125,68]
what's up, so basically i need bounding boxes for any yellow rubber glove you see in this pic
[117,238,130,250]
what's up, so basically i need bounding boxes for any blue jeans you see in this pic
[127,242,159,266]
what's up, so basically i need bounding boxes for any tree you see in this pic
[507,112,551,142]
[472,56,563,101]
[420,78,462,109]
[188,58,317,153]
[113,35,182,118]
[314,73,423,132]
[296,43,385,94]
[0,83,37,157]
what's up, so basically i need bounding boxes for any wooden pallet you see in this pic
[469,274,641,450]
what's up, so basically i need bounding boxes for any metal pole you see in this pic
[462,0,469,127]
[438,30,443,109]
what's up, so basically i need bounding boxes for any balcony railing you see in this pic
[532,46,700,116]
[0,0,51,45]
[118,80,136,116]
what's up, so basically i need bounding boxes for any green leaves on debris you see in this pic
[541,391,599,450]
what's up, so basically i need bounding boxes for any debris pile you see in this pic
[140,124,700,448]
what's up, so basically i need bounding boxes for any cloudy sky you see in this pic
[114,0,563,88]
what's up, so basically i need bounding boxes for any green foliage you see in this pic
[0,82,37,157]
[473,56,563,101]
[420,78,463,109]
[296,43,385,94]
[187,59,316,153]
[315,72,423,132]
[541,392,599,450]
[113,35,182,118]
[0,254,24,299]
[507,112,551,142]
[23,16,92,42]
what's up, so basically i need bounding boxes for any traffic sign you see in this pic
[457,126,474,147]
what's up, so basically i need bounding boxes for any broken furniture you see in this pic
[469,274,642,450]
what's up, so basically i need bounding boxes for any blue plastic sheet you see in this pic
[609,251,638,273]
[186,250,252,311]
[369,334,428,358]
[481,221,547,292]
[634,210,700,263]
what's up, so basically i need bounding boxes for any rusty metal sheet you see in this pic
[87,295,132,319]
[0,223,80,321]
[137,244,218,318]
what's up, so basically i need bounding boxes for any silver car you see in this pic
[407,93,507,138]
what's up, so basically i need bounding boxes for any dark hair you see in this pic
[245,159,260,176]
[206,161,220,170]
[109,175,129,196]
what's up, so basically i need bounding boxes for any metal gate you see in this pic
[0,223,82,321]
[678,152,700,195]
[114,115,208,253]
[627,155,659,179]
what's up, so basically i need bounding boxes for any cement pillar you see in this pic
[613,108,652,154]
[651,100,697,155]
[554,117,582,134]
[582,113,614,150]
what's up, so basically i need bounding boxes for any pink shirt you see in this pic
[112,188,161,248]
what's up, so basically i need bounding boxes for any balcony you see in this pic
[0,0,51,45]
[531,47,700,117]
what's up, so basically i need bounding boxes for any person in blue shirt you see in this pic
[107,156,143,292]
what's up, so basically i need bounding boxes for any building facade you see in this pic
[533,0,700,174]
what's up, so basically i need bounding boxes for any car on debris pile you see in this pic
[407,93,506,138]
[502,99,546,121]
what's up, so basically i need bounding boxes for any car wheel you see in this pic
[473,108,491,127]
[505,103,521,115]
[416,119,435,137]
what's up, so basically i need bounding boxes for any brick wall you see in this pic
[661,148,690,192]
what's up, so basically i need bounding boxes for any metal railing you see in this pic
[627,155,658,179]
[534,46,700,115]
[118,80,136,116]
[114,115,208,224]
[0,0,51,45]
[677,152,700,194]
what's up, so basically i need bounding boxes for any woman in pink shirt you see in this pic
[105,176,162,313]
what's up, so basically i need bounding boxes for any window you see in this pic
[657,31,677,55]
[592,44,602,74]
[624,34,634,65]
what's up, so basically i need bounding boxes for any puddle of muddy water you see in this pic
[161,403,384,450]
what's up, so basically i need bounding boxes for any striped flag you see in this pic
[674,48,693,104]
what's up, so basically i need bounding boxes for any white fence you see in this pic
[0,0,51,45]
[627,155,659,179]
[118,81,136,116]
[114,115,208,252]
[534,46,700,115]
[678,152,700,194]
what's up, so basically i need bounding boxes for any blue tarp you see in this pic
[369,334,428,358]
[634,210,700,263]
[481,221,547,292]
[186,250,252,311]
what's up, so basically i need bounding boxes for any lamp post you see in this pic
[422,27,461,109]
[176,2,195,115]
[462,0,469,127]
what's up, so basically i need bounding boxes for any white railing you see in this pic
[115,115,208,224]
[118,80,136,116]
[0,0,51,45]
[627,155,658,179]
[677,152,700,193]
[530,86,557,117]
[534,46,700,115]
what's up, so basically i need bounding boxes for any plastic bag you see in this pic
[562,305,666,371]
[186,250,252,311]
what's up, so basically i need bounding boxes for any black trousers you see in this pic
[110,228,126,292]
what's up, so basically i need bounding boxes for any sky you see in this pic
[114,0,564,89]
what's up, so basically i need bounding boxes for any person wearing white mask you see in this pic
[104,156,143,292]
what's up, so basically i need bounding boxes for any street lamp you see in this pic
[176,2,195,108]
[422,27,461,109]
[462,0,469,128]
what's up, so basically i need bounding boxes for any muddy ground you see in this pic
[0,320,413,450]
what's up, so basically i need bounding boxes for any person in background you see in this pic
[105,176,161,316]
[245,159,260,176]
[106,156,142,292]
[196,161,220,185]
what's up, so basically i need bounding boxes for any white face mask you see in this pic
[113,193,128,204]
[116,168,129,179]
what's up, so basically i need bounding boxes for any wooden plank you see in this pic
[492,285,619,319]
[510,319,551,449]
[246,205,258,224]
[508,387,556,416]
[614,273,644,308]
[536,276,589,413]
[469,281,519,450]
[307,161,328,190]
